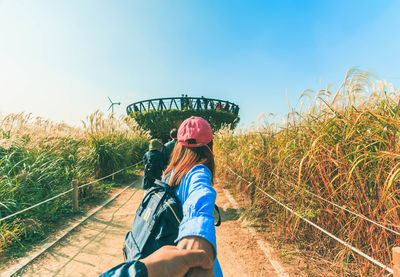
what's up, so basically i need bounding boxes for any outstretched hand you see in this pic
[140,245,213,277]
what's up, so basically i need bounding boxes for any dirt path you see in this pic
[4,178,289,277]
[214,181,284,277]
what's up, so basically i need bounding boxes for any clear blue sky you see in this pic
[1,0,400,127]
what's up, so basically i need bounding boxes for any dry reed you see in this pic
[215,68,400,276]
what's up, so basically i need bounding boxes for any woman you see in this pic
[163,116,223,277]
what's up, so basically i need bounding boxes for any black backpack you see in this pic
[123,180,182,261]
[144,163,156,179]
[123,180,221,262]
[143,151,164,180]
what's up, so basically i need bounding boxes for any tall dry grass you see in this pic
[215,68,400,275]
[0,111,149,253]
[82,111,150,178]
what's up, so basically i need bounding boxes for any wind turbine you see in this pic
[108,97,121,114]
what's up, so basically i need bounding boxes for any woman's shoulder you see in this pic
[179,164,215,201]
[186,164,212,177]
[182,164,212,187]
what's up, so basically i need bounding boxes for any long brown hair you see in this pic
[163,142,214,186]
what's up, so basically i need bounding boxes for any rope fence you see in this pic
[0,161,143,223]
[225,166,394,275]
[78,162,143,189]
[0,189,73,223]
[269,171,400,237]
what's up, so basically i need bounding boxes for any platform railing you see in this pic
[126,97,240,116]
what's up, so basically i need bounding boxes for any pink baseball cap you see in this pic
[177,116,213,148]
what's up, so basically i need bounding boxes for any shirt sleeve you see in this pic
[99,260,148,277]
[176,168,217,255]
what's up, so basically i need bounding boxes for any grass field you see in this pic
[215,69,400,276]
[0,111,149,255]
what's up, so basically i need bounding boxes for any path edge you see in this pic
[2,183,135,277]
[221,187,290,277]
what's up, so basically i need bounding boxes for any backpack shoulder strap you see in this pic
[153,179,181,225]
[214,204,221,227]
[161,173,171,185]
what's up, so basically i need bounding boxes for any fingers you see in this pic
[181,249,214,270]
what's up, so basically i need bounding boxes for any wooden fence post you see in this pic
[71,179,79,212]
[394,247,400,277]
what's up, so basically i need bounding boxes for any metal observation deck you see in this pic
[126,96,239,116]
